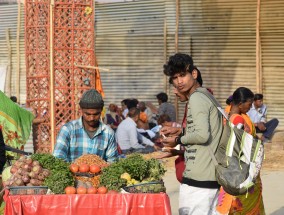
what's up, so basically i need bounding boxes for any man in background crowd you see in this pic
[247,93,279,142]
[116,107,156,154]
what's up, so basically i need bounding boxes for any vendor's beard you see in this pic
[84,120,100,130]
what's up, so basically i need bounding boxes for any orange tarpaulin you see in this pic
[4,191,172,215]
[94,58,104,98]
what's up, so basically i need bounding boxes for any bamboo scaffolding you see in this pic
[256,0,262,93]
[163,18,167,93]
[16,2,21,102]
[5,29,11,96]
[175,0,179,122]
[50,0,55,151]
[75,64,110,72]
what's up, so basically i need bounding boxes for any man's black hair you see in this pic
[254,94,263,101]
[156,92,168,103]
[164,53,194,77]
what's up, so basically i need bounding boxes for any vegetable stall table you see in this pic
[4,192,172,215]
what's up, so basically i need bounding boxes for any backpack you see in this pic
[196,88,264,196]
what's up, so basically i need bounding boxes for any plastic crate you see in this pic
[8,186,48,195]
[122,181,166,193]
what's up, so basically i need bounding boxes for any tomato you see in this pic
[77,187,87,194]
[69,164,79,173]
[97,186,108,194]
[79,164,89,173]
[65,186,76,194]
[87,187,97,194]
[107,190,118,194]
[89,165,101,174]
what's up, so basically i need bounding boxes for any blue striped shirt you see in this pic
[53,117,118,163]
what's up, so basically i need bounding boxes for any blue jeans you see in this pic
[256,118,279,139]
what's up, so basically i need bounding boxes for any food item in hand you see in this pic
[65,186,76,194]
[161,147,172,152]
[97,186,108,194]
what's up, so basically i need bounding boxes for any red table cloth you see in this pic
[4,192,172,215]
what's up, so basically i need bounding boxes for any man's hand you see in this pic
[161,136,178,148]
[154,148,181,159]
[153,144,162,151]
[160,126,182,137]
[257,122,266,131]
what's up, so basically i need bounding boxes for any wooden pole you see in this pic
[256,0,262,93]
[175,0,180,122]
[163,18,168,93]
[16,2,21,102]
[5,29,11,96]
[50,0,55,151]
[75,64,110,72]
[175,0,179,53]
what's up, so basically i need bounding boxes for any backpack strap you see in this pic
[195,88,228,121]
[194,88,226,167]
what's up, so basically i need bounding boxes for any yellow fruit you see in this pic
[121,172,131,181]
[131,179,140,185]
[133,180,140,185]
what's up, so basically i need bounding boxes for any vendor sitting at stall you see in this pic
[53,89,119,163]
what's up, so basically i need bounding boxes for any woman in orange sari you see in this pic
[217,87,265,215]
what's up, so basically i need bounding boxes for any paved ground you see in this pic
[163,168,284,215]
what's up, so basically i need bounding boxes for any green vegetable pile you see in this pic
[31,153,75,194]
[99,154,166,191]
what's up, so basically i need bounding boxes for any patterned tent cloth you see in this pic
[0,91,34,154]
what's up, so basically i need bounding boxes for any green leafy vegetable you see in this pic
[31,153,74,194]
[99,154,166,191]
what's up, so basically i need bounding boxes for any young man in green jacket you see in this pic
[161,53,222,215]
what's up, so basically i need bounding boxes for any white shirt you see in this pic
[247,103,267,123]
[116,117,154,150]
[122,109,129,118]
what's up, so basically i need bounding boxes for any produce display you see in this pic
[99,154,166,192]
[5,156,50,187]
[31,153,75,194]
[67,154,110,194]
[3,153,167,195]
[69,154,108,188]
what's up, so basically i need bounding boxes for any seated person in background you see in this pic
[247,93,279,142]
[156,92,176,122]
[121,99,130,118]
[116,107,156,154]
[104,103,122,132]
[146,92,176,122]
[53,89,118,163]
[157,114,181,128]
[138,101,157,128]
